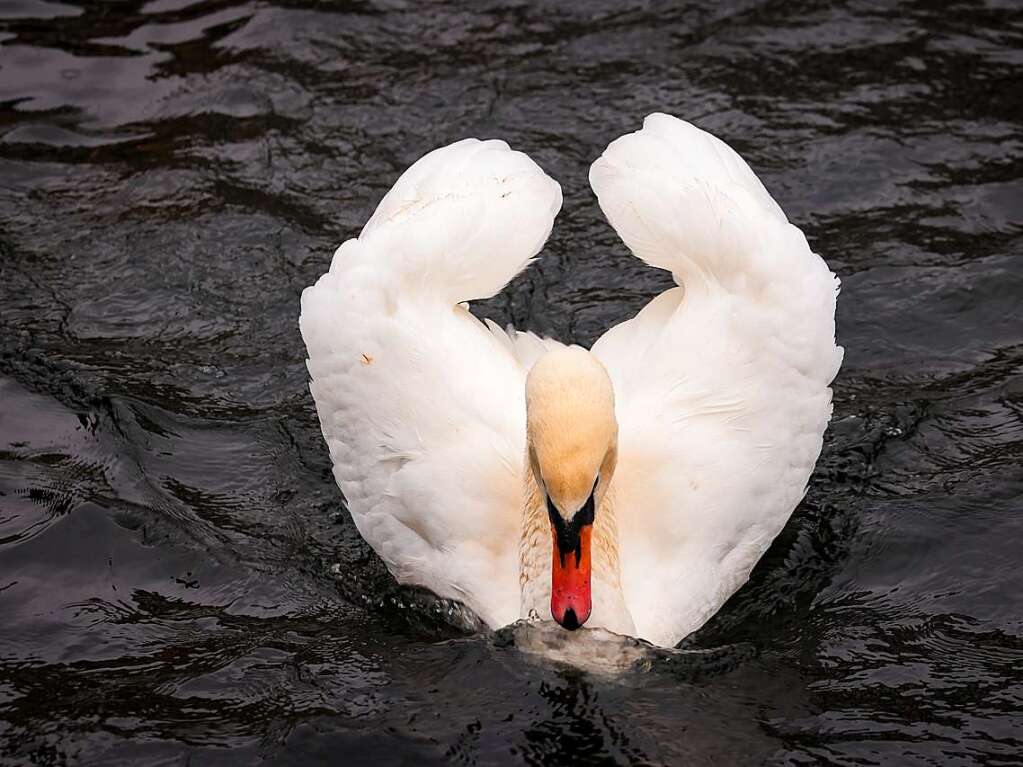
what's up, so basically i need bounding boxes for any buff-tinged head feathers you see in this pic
[525,346,618,518]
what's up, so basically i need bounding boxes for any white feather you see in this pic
[590,114,842,645]
[300,139,562,628]
[300,115,842,649]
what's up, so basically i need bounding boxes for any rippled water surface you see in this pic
[2,1,1022,764]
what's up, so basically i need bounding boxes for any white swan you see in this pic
[300,113,842,648]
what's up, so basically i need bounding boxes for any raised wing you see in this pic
[300,139,562,628]
[590,114,843,646]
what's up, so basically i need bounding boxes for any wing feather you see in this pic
[590,114,842,645]
[300,139,562,628]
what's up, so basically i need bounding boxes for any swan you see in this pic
[299,113,842,648]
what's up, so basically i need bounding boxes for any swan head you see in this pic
[525,346,618,632]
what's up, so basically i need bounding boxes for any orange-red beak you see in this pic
[550,523,592,630]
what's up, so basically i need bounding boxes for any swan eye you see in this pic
[546,494,560,524]
[576,490,595,527]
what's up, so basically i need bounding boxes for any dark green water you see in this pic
[1,1,1021,764]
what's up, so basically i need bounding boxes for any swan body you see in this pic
[300,114,842,648]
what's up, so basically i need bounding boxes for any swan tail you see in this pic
[334,138,562,305]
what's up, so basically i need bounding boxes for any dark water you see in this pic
[1,0,1021,763]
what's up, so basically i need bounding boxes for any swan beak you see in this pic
[550,523,592,630]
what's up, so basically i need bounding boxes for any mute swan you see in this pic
[300,113,842,648]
